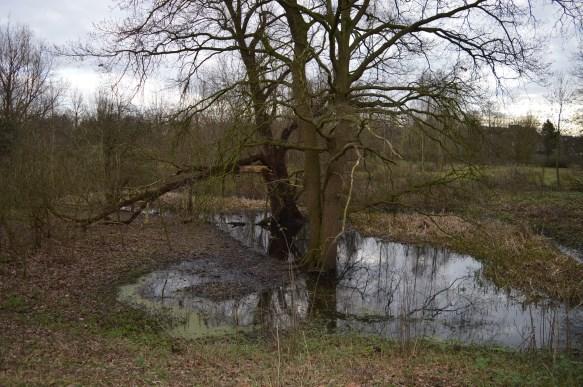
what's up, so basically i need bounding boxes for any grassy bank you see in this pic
[480,190,583,251]
[346,163,583,304]
[351,208,583,305]
[3,311,583,386]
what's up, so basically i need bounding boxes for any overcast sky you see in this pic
[1,0,581,132]
[1,0,110,91]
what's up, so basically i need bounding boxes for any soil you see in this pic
[0,218,288,355]
[5,218,290,310]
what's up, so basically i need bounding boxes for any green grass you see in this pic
[481,165,579,188]
[4,303,583,386]
[0,294,28,312]
[4,279,583,387]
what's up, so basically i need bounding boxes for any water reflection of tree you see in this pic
[254,278,311,333]
[215,212,307,262]
[335,235,491,342]
[200,213,583,349]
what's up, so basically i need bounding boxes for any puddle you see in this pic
[119,212,583,351]
[119,256,308,339]
[557,244,583,264]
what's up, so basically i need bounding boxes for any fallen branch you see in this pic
[51,155,265,226]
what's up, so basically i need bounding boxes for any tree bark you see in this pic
[314,1,354,273]
[318,101,353,272]
[261,145,304,247]
[282,1,323,265]
[556,129,561,190]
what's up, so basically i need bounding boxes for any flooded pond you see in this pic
[119,212,583,351]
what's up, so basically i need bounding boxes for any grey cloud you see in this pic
[0,0,112,45]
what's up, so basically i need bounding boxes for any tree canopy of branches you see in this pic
[0,23,54,154]
[79,0,583,272]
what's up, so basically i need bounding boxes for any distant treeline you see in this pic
[368,119,583,168]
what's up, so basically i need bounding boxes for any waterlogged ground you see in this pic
[558,244,583,264]
[3,216,583,385]
[120,212,583,351]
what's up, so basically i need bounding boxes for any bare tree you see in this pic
[76,0,583,272]
[572,44,583,132]
[69,88,86,129]
[85,0,305,235]
[0,23,53,154]
[272,0,581,270]
[548,73,574,189]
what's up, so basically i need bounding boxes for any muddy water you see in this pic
[119,212,583,350]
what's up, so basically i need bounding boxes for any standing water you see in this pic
[119,212,583,350]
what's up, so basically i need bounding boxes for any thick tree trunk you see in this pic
[263,146,304,233]
[312,3,354,273]
[319,159,345,271]
[303,133,323,260]
[258,147,305,260]
[282,1,323,265]
[318,112,353,272]
[293,80,322,265]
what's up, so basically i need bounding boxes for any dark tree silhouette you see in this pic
[541,119,558,164]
